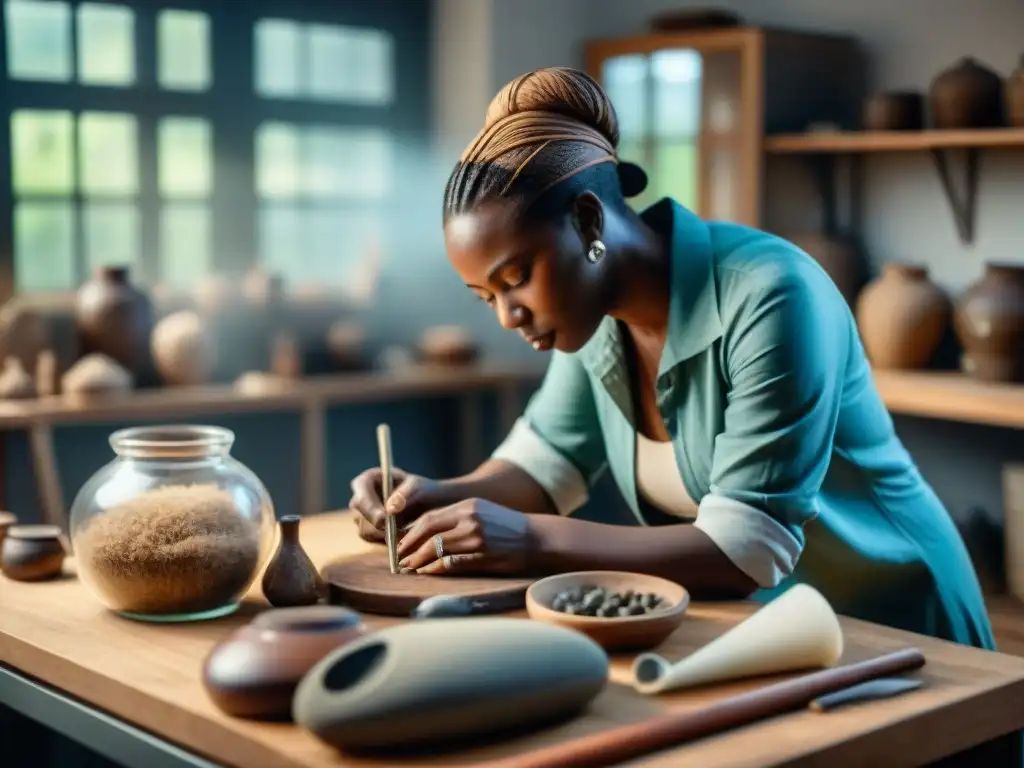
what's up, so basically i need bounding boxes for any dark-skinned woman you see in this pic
[349,67,994,649]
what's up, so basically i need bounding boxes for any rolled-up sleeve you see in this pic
[491,351,606,516]
[694,259,849,589]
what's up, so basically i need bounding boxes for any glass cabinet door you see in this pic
[600,46,747,223]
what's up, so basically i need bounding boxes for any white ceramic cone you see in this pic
[632,584,844,695]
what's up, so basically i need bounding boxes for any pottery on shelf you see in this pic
[151,310,214,387]
[0,299,50,374]
[954,263,1024,383]
[862,91,924,131]
[262,515,324,608]
[270,333,302,379]
[855,264,950,370]
[1007,54,1024,128]
[788,233,869,308]
[0,357,36,399]
[61,353,133,399]
[1,524,66,581]
[74,266,154,377]
[0,511,18,550]
[202,605,365,720]
[293,617,609,751]
[326,322,366,372]
[929,57,1005,129]
[418,326,479,367]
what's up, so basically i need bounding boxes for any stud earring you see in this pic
[586,239,606,264]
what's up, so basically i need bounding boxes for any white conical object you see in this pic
[632,584,844,695]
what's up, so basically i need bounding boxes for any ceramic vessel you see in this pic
[1006,54,1024,128]
[61,353,132,398]
[326,322,366,372]
[151,310,214,386]
[0,299,50,373]
[74,266,154,376]
[202,605,364,720]
[0,357,36,399]
[0,511,18,550]
[262,515,323,608]
[1,525,66,581]
[418,326,479,367]
[69,425,275,622]
[954,263,1024,382]
[293,617,609,750]
[862,91,924,131]
[929,57,1005,129]
[855,264,950,370]
[788,233,869,307]
[526,571,690,651]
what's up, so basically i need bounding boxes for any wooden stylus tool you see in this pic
[376,423,399,575]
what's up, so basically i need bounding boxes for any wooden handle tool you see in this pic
[376,424,399,575]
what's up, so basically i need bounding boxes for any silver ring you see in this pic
[434,534,445,561]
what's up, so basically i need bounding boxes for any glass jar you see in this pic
[69,425,276,622]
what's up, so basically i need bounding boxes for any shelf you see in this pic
[873,370,1024,430]
[764,128,1024,154]
[0,365,546,430]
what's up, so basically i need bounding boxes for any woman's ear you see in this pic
[572,192,604,244]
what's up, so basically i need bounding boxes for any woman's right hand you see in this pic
[349,467,449,543]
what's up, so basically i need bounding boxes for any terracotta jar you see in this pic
[954,263,1024,383]
[74,266,154,377]
[261,515,324,608]
[1007,54,1024,128]
[855,264,950,370]
[929,57,1005,129]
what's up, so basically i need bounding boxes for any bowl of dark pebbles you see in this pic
[526,571,689,652]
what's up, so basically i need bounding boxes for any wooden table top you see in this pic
[2,511,1024,768]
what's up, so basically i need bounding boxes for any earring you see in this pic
[586,239,606,264]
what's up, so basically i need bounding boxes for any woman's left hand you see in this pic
[396,498,534,575]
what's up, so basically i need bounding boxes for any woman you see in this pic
[350,67,994,648]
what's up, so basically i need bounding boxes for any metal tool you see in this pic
[809,676,923,712]
[376,423,399,575]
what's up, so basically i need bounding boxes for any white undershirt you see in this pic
[635,433,699,519]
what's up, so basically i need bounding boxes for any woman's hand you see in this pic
[396,498,534,575]
[349,467,450,543]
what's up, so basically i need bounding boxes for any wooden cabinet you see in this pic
[586,28,865,227]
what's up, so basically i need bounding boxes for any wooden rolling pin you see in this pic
[485,648,926,768]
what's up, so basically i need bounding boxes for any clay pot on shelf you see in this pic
[74,266,154,377]
[862,91,924,131]
[61,353,132,400]
[954,263,1024,383]
[855,264,950,371]
[261,515,324,608]
[201,605,364,720]
[1,525,66,581]
[151,310,214,387]
[326,322,366,372]
[1007,54,1024,128]
[0,299,50,374]
[418,326,479,367]
[929,57,1005,129]
[787,233,869,308]
[0,357,36,399]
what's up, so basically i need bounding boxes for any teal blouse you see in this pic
[493,198,995,649]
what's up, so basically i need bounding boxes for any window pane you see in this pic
[255,122,300,198]
[258,204,302,276]
[307,24,394,105]
[4,0,72,81]
[159,118,212,197]
[11,110,74,194]
[77,3,134,86]
[304,127,392,199]
[14,202,75,291]
[161,205,211,289]
[83,202,139,275]
[307,208,381,288]
[254,18,300,97]
[602,54,648,140]
[157,10,210,91]
[650,142,698,211]
[651,49,702,139]
[79,112,138,194]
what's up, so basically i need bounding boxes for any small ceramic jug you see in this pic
[261,515,323,607]
[1,524,66,581]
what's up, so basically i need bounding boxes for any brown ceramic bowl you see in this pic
[526,571,690,652]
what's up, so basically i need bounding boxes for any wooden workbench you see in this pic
[1,512,1024,767]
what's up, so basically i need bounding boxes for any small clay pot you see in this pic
[1007,54,1024,128]
[1,524,66,581]
[262,515,324,608]
[955,263,1024,382]
[856,264,950,370]
[0,511,17,550]
[863,91,925,131]
[74,266,154,377]
[201,605,364,720]
[929,57,1005,129]
[418,326,479,367]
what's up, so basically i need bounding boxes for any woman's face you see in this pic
[444,199,608,354]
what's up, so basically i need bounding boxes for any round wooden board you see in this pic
[321,551,535,616]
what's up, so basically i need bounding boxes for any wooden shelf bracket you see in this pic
[929,148,981,245]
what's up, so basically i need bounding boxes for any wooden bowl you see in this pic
[526,571,689,652]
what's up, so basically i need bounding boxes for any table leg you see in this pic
[301,400,325,518]
[29,424,65,530]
